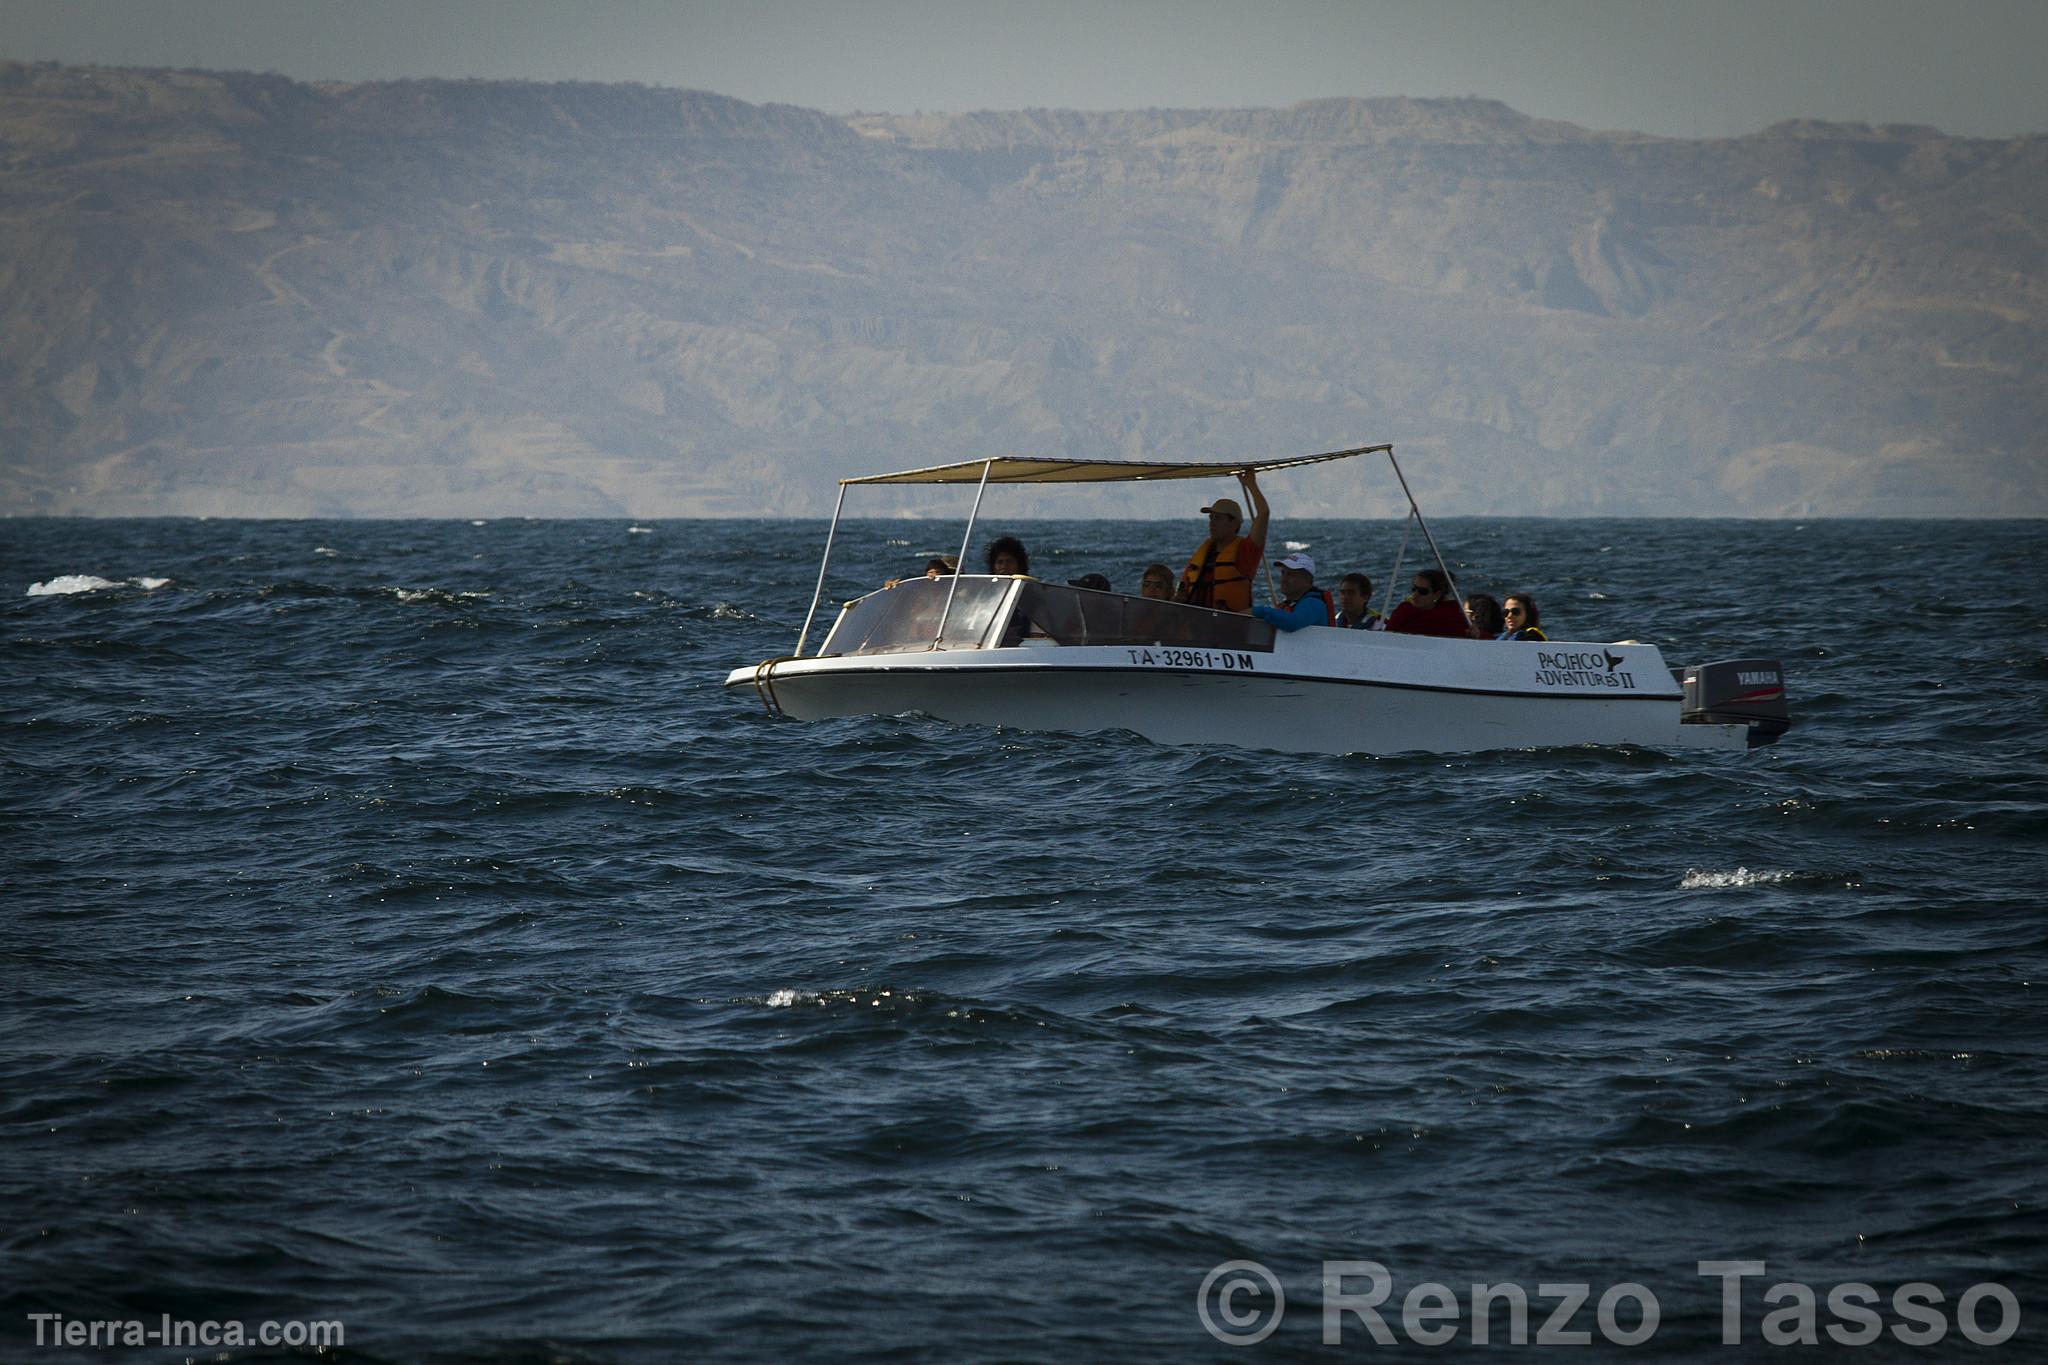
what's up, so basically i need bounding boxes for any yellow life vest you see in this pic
[1181,535,1258,612]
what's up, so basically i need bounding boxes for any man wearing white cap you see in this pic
[1176,470,1269,612]
[1251,551,1332,631]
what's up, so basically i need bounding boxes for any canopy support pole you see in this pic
[1238,466,1280,606]
[794,483,849,657]
[1380,510,1414,621]
[933,458,994,648]
[1386,449,1461,606]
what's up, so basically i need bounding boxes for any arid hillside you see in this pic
[2,62,2042,516]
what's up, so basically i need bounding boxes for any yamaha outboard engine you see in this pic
[1676,659,1790,747]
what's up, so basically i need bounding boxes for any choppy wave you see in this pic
[1676,866,1797,889]
[2,514,2042,1362]
[759,987,932,1009]
[392,586,493,605]
[27,573,122,595]
[25,573,171,596]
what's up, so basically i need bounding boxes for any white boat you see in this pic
[725,445,1790,756]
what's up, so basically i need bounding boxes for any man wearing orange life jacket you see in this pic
[1177,470,1270,613]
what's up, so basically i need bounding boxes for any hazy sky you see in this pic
[4,0,2045,139]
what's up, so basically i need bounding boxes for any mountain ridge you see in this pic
[2,61,2041,517]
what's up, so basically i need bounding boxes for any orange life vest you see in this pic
[1291,587,1334,623]
[1181,535,1259,612]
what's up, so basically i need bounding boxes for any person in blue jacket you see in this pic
[1251,552,1332,631]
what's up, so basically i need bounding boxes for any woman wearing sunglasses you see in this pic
[1500,593,1548,641]
[1384,568,1475,638]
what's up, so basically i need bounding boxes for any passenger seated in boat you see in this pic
[1334,572,1382,629]
[984,536,1031,576]
[1501,593,1548,640]
[1251,552,1331,631]
[1177,470,1269,612]
[1464,592,1505,640]
[1385,569,1473,637]
[883,554,957,589]
[1125,563,1182,643]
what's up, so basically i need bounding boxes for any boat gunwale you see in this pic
[723,648,1688,704]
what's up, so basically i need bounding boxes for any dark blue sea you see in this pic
[4,516,2045,1362]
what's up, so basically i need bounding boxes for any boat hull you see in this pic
[727,634,1752,756]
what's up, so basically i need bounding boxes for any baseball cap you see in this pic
[1201,497,1243,518]
[1276,551,1316,575]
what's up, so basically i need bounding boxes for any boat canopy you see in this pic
[840,444,1392,486]
[794,440,1453,657]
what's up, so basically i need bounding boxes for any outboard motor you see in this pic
[1677,659,1790,747]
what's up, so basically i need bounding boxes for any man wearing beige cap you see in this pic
[1176,470,1269,612]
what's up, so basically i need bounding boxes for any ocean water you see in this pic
[3,515,2045,1362]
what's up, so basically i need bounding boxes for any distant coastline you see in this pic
[4,61,2042,519]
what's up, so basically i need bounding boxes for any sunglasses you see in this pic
[1409,585,1435,595]
[1503,607,1525,616]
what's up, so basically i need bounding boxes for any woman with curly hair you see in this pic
[983,536,1030,576]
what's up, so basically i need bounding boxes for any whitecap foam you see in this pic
[1679,867,1796,890]
[26,574,120,596]
[313,546,338,557]
[627,525,653,534]
[762,987,917,1009]
[470,519,487,527]
[133,576,170,590]
[1285,540,1311,551]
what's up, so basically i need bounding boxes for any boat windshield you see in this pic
[818,575,1013,656]
[816,576,1277,657]
[1003,581,1276,651]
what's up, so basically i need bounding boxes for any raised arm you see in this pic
[1239,470,1271,549]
